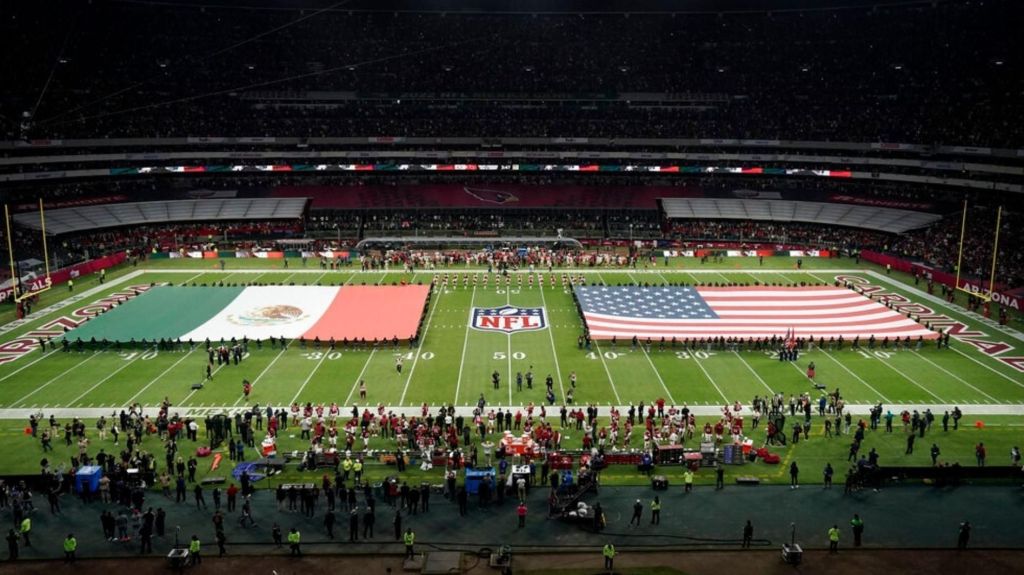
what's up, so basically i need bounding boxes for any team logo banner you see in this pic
[471,306,547,333]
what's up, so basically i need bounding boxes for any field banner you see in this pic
[66,284,431,342]
[181,286,338,341]
[576,285,938,340]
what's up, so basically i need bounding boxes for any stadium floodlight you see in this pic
[4,200,53,303]
[953,200,1001,303]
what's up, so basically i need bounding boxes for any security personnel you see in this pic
[353,459,364,483]
[63,533,77,563]
[189,535,201,565]
[602,543,616,570]
[341,457,353,481]
[828,525,840,553]
[650,496,661,525]
[850,514,864,547]
[403,528,415,559]
[288,528,301,556]
[19,517,30,547]
[683,470,694,493]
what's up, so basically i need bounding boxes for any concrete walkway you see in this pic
[1,481,1021,562]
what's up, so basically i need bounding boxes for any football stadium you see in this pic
[0,0,1022,573]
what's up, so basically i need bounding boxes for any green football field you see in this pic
[0,256,1020,414]
[0,256,1021,483]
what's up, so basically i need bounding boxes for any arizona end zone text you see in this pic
[0,284,153,365]
[839,275,1024,373]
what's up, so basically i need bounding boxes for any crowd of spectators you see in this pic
[668,220,886,251]
[887,207,1024,290]
[3,1,1021,146]
[668,208,1024,289]
[307,210,662,239]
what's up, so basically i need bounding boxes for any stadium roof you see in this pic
[13,198,308,235]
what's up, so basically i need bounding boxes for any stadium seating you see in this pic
[2,1,1021,146]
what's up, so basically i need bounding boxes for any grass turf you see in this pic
[0,256,1020,486]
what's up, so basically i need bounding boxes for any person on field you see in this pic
[828,525,840,553]
[603,543,616,571]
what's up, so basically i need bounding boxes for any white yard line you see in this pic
[949,347,1024,389]
[911,351,1000,402]
[345,348,378,406]
[506,286,513,407]
[67,349,150,406]
[180,272,205,284]
[691,352,730,403]
[12,351,104,406]
[0,349,60,384]
[806,272,830,283]
[246,272,268,284]
[591,341,623,405]
[289,351,330,405]
[640,347,677,405]
[732,351,776,394]
[876,355,947,403]
[818,350,892,403]
[180,361,229,406]
[230,347,289,407]
[123,348,197,405]
[453,285,478,405]
[593,273,623,405]
[537,280,566,403]
[398,274,438,406]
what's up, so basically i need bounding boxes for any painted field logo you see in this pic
[472,306,547,333]
[228,305,306,326]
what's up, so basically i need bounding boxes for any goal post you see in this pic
[953,201,1002,302]
[4,199,53,303]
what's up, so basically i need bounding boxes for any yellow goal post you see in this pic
[4,199,53,303]
[953,200,1001,303]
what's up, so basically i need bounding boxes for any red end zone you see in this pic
[303,285,430,341]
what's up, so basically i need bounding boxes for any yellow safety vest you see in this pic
[603,545,616,558]
[829,528,840,542]
[189,539,201,553]
[20,518,30,533]
[288,531,300,544]
[64,537,77,552]
[404,532,415,546]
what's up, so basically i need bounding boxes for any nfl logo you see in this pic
[471,306,547,333]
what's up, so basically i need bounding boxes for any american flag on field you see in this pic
[576,286,939,340]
